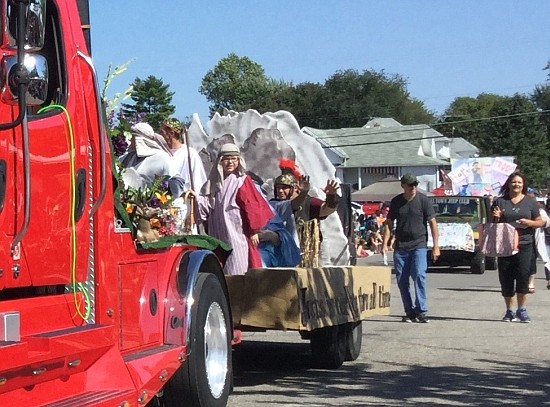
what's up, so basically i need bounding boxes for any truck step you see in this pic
[0,324,115,371]
[123,344,183,392]
[42,389,135,407]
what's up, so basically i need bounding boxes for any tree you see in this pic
[201,56,434,127]
[440,93,502,148]
[320,69,435,128]
[531,62,550,186]
[121,75,175,130]
[531,60,550,142]
[254,81,327,126]
[257,68,435,128]
[441,93,549,187]
[200,53,274,116]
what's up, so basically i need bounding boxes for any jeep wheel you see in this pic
[485,256,497,270]
[470,251,485,275]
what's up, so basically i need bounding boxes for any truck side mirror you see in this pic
[7,0,47,51]
[1,54,48,106]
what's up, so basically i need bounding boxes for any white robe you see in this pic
[536,208,550,267]
[196,174,248,275]
[122,152,177,189]
[171,146,207,191]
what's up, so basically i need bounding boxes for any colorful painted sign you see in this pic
[448,157,516,196]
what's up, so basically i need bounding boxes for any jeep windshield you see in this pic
[429,197,485,229]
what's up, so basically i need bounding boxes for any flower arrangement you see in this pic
[122,175,185,242]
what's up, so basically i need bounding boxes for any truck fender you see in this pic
[174,250,232,355]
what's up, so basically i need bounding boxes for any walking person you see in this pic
[491,172,544,322]
[544,199,550,289]
[382,174,440,323]
[526,191,550,293]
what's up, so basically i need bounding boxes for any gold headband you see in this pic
[163,118,184,134]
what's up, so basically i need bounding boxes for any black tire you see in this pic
[485,256,498,270]
[470,251,485,275]
[310,325,346,369]
[163,273,232,407]
[344,322,363,361]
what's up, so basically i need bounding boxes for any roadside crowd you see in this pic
[354,205,397,259]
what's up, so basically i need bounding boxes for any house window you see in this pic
[365,167,397,175]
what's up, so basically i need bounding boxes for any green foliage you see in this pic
[320,69,434,128]
[201,55,434,127]
[101,59,136,157]
[531,83,550,136]
[122,175,182,238]
[121,75,176,130]
[441,93,502,148]
[199,53,273,116]
[101,58,136,114]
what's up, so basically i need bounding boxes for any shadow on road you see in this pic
[232,340,549,406]
[376,313,499,323]
[438,287,501,293]
[428,266,473,274]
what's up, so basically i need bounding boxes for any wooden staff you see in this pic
[183,126,196,232]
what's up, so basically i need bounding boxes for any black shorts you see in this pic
[497,243,533,296]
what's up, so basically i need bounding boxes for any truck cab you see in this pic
[0,1,234,406]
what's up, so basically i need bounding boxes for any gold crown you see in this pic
[163,118,183,133]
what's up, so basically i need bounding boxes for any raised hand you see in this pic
[297,175,310,193]
[322,179,340,195]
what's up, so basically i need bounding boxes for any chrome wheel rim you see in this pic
[204,302,228,398]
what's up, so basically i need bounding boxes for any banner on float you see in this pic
[448,157,516,196]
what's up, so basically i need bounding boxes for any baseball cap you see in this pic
[400,173,418,185]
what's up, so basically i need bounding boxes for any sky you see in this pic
[89,1,550,127]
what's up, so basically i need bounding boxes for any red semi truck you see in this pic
[0,1,390,406]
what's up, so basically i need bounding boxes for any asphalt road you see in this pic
[227,255,550,406]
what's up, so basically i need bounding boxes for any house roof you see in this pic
[302,122,451,168]
[351,176,433,202]
[447,137,480,159]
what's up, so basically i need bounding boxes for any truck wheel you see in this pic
[344,322,363,361]
[485,256,498,270]
[163,273,232,407]
[310,325,346,369]
[470,251,485,275]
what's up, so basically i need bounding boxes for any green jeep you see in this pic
[428,196,497,274]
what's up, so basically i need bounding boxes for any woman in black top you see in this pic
[492,171,544,322]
